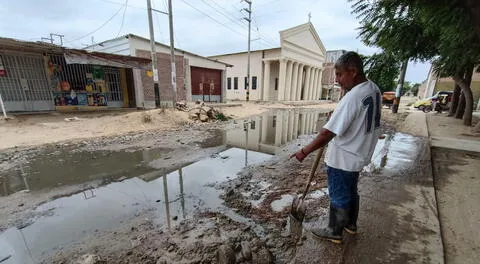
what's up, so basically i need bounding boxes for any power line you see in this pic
[225,0,276,48]
[97,0,145,10]
[116,0,129,37]
[205,0,249,30]
[152,0,165,43]
[65,4,125,44]
[251,15,277,47]
[180,0,246,37]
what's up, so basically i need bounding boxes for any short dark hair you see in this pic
[335,51,365,76]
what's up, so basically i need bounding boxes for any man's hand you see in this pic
[290,149,308,162]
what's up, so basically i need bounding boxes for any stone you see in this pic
[189,113,199,120]
[199,114,209,122]
[76,254,101,264]
[217,245,235,264]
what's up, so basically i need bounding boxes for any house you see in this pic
[208,23,327,102]
[85,34,231,107]
[0,37,150,112]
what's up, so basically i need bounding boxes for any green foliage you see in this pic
[363,52,400,93]
[215,113,230,121]
[350,0,480,75]
[410,83,421,95]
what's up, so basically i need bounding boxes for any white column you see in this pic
[282,111,288,144]
[284,60,293,101]
[263,60,271,102]
[296,64,304,101]
[287,111,294,141]
[293,111,299,139]
[308,68,316,100]
[306,113,311,134]
[290,62,299,101]
[278,59,287,101]
[300,113,306,135]
[309,113,316,134]
[317,68,323,100]
[303,66,311,101]
[312,68,319,100]
[274,111,283,146]
[261,115,268,143]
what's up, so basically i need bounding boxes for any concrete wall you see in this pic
[88,37,131,55]
[211,51,264,101]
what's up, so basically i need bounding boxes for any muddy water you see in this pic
[1,108,329,196]
[0,148,173,196]
[0,108,331,263]
[0,148,271,263]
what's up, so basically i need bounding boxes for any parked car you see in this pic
[413,91,453,111]
[382,91,396,108]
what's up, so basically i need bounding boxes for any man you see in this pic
[291,52,381,244]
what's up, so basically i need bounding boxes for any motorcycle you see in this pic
[423,96,449,113]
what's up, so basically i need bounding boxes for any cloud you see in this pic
[0,0,429,82]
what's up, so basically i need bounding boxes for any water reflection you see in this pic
[0,148,271,263]
[0,147,174,197]
[227,109,330,154]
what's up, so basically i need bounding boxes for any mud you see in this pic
[0,108,439,264]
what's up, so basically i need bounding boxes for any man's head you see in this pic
[334,51,366,91]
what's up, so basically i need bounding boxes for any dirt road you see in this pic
[0,102,336,151]
[0,106,448,264]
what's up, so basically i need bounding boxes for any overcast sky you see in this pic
[0,0,430,83]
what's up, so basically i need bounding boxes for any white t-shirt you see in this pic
[323,80,381,172]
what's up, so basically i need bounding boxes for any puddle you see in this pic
[0,107,333,262]
[0,148,271,263]
[0,148,173,196]
[225,109,331,155]
[1,108,330,197]
[366,133,422,173]
[270,194,294,212]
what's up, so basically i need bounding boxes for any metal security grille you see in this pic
[0,53,51,102]
[49,54,122,103]
[105,67,122,102]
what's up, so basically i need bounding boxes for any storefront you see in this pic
[0,38,151,112]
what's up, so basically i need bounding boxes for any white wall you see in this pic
[128,37,227,70]
[87,37,131,55]
[210,51,264,101]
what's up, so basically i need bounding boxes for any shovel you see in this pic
[289,147,324,239]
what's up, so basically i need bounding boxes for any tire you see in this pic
[423,106,432,113]
[418,106,425,111]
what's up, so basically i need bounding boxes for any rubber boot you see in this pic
[311,206,349,244]
[344,195,359,235]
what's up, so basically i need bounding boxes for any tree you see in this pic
[362,52,401,93]
[410,83,420,96]
[351,0,480,126]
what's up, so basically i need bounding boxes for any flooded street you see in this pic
[0,108,446,264]
[0,108,332,263]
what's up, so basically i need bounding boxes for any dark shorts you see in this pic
[327,166,359,209]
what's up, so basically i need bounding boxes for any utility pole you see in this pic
[242,0,252,102]
[50,33,64,46]
[147,0,160,107]
[168,0,177,107]
[392,59,408,113]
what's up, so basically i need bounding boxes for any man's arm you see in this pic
[290,128,336,162]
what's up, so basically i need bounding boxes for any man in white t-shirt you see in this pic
[291,52,381,244]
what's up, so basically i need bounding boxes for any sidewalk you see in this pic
[291,111,444,263]
[427,112,480,264]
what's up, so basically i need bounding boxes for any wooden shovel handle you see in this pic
[301,147,324,200]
